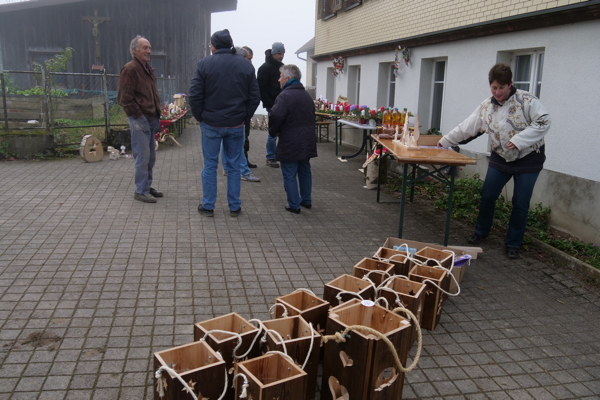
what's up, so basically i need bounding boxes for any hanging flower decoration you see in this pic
[332,56,345,78]
[393,46,410,77]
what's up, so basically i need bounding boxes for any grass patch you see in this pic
[385,172,599,270]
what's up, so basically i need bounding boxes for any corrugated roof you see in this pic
[295,37,315,54]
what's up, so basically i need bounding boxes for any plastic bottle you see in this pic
[382,108,391,128]
[391,108,400,129]
[400,108,408,126]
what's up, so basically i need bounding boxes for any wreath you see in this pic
[332,56,345,78]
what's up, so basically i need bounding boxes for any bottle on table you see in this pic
[382,108,391,128]
[391,108,400,130]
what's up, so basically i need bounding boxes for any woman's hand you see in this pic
[506,141,516,149]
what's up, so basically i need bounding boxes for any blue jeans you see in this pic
[265,108,277,160]
[266,135,278,160]
[221,145,252,176]
[128,115,159,194]
[280,159,312,209]
[475,167,540,249]
[200,122,245,211]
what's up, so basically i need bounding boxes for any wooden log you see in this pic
[408,265,447,331]
[274,290,330,334]
[79,135,103,162]
[234,353,307,400]
[351,258,395,287]
[323,274,376,307]
[321,301,411,400]
[261,316,321,400]
[154,340,227,400]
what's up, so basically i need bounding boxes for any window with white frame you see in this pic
[430,60,446,130]
[326,67,335,102]
[513,51,544,98]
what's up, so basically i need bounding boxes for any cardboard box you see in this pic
[382,237,480,294]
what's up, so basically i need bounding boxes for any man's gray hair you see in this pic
[235,46,250,58]
[130,35,146,58]
[279,64,302,81]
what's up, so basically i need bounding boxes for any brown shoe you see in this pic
[149,188,163,197]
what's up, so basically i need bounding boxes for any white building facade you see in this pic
[314,0,600,243]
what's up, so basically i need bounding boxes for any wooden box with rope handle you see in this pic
[323,274,376,308]
[154,340,227,400]
[407,265,448,331]
[351,258,395,287]
[378,278,426,348]
[261,316,321,400]
[233,352,307,400]
[273,289,330,334]
[194,312,263,400]
[372,247,413,277]
[320,301,414,400]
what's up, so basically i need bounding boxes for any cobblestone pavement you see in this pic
[1,127,599,400]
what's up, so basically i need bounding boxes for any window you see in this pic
[318,0,341,20]
[345,0,362,11]
[326,67,335,102]
[430,60,446,130]
[388,65,396,108]
[348,65,361,104]
[151,56,166,78]
[513,51,544,97]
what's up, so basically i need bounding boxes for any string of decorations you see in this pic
[394,46,411,77]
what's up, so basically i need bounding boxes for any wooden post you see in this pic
[102,68,110,139]
[261,316,321,400]
[234,353,307,400]
[321,301,411,400]
[154,340,227,400]
[0,67,8,131]
[41,66,51,132]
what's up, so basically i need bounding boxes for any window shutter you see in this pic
[317,0,324,20]
[333,0,343,12]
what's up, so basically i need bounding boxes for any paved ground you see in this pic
[0,126,599,400]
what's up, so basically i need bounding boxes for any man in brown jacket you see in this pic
[117,35,163,203]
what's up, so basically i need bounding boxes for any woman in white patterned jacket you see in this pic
[437,63,551,260]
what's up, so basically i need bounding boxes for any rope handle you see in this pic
[269,303,289,318]
[335,290,364,305]
[234,319,264,360]
[293,288,317,297]
[321,308,422,373]
[374,296,389,309]
[261,328,288,356]
[232,372,250,399]
[155,364,229,400]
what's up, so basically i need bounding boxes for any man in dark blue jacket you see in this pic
[188,29,260,217]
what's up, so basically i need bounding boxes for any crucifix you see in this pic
[82,10,110,64]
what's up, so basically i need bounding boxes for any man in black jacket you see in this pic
[188,29,260,217]
[269,64,317,214]
[257,42,285,168]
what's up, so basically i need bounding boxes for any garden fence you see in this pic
[0,65,177,146]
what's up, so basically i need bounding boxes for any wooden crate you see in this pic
[262,316,321,400]
[154,340,227,400]
[234,352,307,400]
[372,247,412,276]
[414,246,453,270]
[274,290,330,333]
[321,301,411,400]
[379,277,426,348]
[193,313,261,371]
[351,257,395,287]
[408,265,448,331]
[323,274,375,306]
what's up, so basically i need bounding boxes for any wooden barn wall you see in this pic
[0,0,210,94]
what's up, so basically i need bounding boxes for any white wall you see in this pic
[316,20,600,242]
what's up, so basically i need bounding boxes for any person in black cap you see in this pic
[257,42,285,168]
[188,29,260,217]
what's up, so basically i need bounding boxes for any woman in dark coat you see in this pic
[268,64,317,214]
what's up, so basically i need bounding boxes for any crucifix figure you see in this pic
[82,10,110,63]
